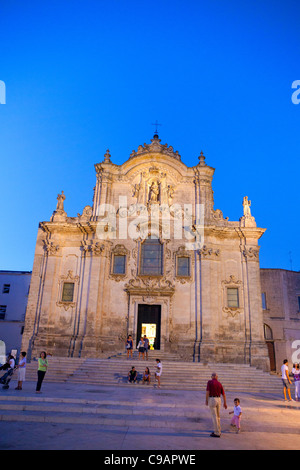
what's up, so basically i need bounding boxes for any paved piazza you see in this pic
[0,380,299,451]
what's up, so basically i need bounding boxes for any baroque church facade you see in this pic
[21,134,270,371]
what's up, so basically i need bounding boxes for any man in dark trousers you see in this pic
[205,372,227,437]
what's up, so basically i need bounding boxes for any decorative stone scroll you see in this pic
[129,135,181,161]
[199,245,220,259]
[211,209,229,224]
[125,275,175,296]
[43,240,60,256]
[242,246,260,261]
[81,240,105,256]
[77,205,93,222]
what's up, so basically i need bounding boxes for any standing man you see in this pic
[205,372,227,437]
[281,359,293,401]
[143,335,149,360]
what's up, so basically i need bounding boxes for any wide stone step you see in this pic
[19,357,282,393]
[0,396,203,430]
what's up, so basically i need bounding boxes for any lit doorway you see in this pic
[141,323,157,350]
[137,304,161,350]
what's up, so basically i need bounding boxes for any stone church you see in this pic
[21,134,270,370]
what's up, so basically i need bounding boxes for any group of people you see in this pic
[128,359,162,388]
[126,334,152,360]
[2,347,300,438]
[207,359,300,438]
[0,351,48,393]
[281,359,300,401]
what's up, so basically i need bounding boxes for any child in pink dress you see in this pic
[229,398,242,433]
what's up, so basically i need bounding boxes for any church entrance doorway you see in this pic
[266,341,276,372]
[264,324,276,372]
[137,304,161,350]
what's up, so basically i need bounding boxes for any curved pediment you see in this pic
[130,134,182,161]
[120,135,194,181]
[95,135,197,185]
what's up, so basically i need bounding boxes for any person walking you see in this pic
[15,351,27,390]
[292,363,300,401]
[205,372,227,437]
[229,398,242,433]
[281,359,293,401]
[36,351,48,393]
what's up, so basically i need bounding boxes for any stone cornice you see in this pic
[39,221,96,235]
[204,225,266,240]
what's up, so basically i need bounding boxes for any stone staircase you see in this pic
[22,353,282,393]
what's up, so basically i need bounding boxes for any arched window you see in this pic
[264,324,273,341]
[140,237,163,275]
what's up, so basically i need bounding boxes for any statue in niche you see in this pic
[167,185,174,205]
[149,180,160,203]
[132,183,141,199]
[56,191,66,211]
[243,196,252,217]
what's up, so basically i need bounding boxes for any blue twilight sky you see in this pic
[0,0,299,272]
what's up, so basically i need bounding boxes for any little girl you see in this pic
[229,398,242,433]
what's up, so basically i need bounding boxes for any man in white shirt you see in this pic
[281,359,293,401]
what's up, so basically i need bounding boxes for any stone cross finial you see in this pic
[198,151,206,166]
[151,120,162,137]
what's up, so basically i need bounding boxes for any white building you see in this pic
[0,271,31,363]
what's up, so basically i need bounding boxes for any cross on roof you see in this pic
[151,120,162,135]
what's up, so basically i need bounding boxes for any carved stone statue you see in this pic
[243,196,251,217]
[51,190,67,222]
[149,180,160,203]
[56,191,65,211]
[240,196,256,227]
[167,185,174,205]
[132,183,141,199]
